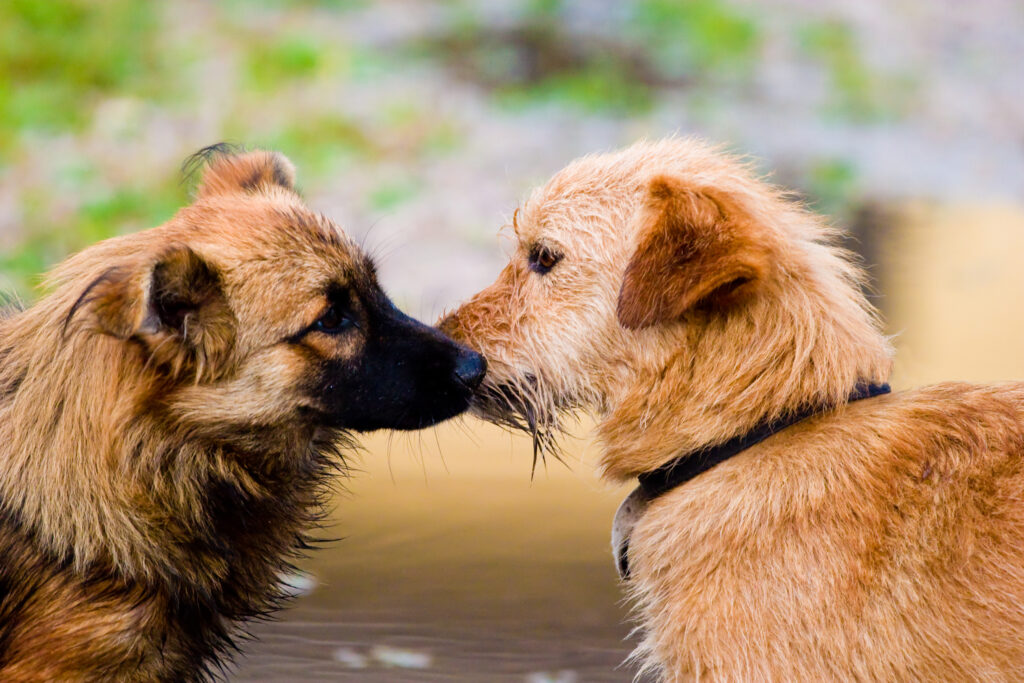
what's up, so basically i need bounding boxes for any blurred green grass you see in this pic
[634,0,761,78]
[0,0,900,298]
[0,1,168,152]
[798,20,914,121]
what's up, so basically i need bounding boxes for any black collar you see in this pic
[613,382,892,580]
[636,382,892,500]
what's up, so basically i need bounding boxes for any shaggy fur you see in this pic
[440,137,1024,680]
[0,146,482,681]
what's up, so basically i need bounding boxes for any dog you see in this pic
[0,145,485,681]
[440,137,1024,680]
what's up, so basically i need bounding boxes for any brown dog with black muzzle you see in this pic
[0,145,485,681]
[440,137,1024,681]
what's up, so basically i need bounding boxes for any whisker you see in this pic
[384,429,397,485]
[431,426,449,476]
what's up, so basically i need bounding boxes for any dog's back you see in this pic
[628,381,1024,681]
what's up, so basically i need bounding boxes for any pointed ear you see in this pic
[616,175,774,330]
[73,247,236,380]
[191,146,297,199]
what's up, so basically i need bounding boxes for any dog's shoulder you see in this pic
[854,381,1024,446]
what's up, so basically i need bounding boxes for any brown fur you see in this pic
[440,137,1024,680]
[0,145,479,681]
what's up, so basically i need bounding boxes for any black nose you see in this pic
[453,349,486,390]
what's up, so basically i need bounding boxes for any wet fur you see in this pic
[441,137,1024,680]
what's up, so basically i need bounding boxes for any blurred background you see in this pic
[2,0,1023,680]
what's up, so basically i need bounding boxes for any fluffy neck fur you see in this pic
[597,224,894,481]
[0,282,337,607]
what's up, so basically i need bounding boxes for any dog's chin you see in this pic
[470,379,568,438]
[308,394,474,433]
[385,402,472,431]
[470,379,570,476]
[468,381,532,431]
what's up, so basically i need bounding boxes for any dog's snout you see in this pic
[454,348,486,390]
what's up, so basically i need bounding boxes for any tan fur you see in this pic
[2,151,358,584]
[441,137,1024,680]
[0,146,447,680]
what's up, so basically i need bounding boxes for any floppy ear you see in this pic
[192,146,297,199]
[75,247,236,381]
[616,175,773,330]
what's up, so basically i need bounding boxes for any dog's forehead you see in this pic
[518,170,642,249]
[240,214,368,286]
[189,199,361,267]
[182,199,374,326]
[252,201,357,253]
[521,139,737,247]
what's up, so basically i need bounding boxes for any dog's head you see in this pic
[0,146,488,583]
[58,146,484,437]
[440,138,891,480]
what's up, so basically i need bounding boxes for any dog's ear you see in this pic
[75,247,236,380]
[193,147,297,199]
[616,175,773,330]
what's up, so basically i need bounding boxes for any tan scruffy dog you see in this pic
[0,145,485,681]
[440,137,1024,681]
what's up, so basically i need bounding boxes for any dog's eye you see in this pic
[528,245,562,274]
[314,304,355,334]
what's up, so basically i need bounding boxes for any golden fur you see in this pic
[440,137,1024,680]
